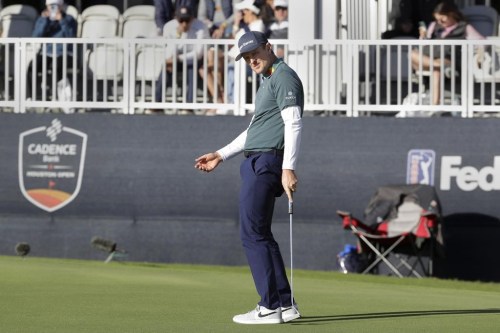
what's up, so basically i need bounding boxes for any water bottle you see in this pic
[49,4,58,21]
[427,200,437,214]
[418,21,427,39]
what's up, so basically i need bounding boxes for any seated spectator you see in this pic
[268,0,288,39]
[267,0,287,59]
[197,0,238,115]
[27,0,77,103]
[255,0,274,28]
[151,5,209,115]
[410,1,484,105]
[154,0,200,36]
[198,0,237,38]
[232,0,266,38]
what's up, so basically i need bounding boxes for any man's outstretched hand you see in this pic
[194,152,223,173]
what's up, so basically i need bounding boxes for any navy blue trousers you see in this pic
[239,152,292,310]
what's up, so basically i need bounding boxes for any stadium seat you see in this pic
[337,184,443,278]
[133,43,167,108]
[65,4,79,21]
[0,5,39,100]
[80,5,121,38]
[462,5,498,38]
[122,5,156,38]
[122,5,155,20]
[0,4,38,37]
[86,43,124,87]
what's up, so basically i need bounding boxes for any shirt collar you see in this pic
[263,58,283,78]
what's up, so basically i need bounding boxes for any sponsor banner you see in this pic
[18,119,87,212]
[1,115,500,220]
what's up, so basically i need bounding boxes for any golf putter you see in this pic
[288,199,297,311]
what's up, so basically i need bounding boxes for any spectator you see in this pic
[255,0,274,28]
[268,0,287,39]
[197,0,238,115]
[27,0,77,103]
[154,0,200,36]
[232,0,266,39]
[410,1,485,105]
[197,0,237,38]
[150,5,209,115]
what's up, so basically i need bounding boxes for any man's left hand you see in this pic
[282,169,297,202]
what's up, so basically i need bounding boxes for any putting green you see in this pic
[1,256,499,333]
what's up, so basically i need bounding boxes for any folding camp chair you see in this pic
[337,184,442,278]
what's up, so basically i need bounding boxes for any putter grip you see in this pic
[288,201,293,214]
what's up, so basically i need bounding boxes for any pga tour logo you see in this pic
[18,119,87,212]
[407,149,435,186]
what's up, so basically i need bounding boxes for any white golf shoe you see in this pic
[281,304,301,322]
[232,305,283,324]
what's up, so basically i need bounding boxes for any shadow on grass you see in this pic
[293,309,500,325]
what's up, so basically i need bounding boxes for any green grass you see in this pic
[1,256,499,333]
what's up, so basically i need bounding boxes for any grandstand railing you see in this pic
[1,37,499,117]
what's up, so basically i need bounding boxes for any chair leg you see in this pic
[357,233,405,278]
[393,254,423,278]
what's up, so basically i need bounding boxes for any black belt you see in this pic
[243,149,284,158]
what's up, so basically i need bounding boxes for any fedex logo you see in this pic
[440,156,500,191]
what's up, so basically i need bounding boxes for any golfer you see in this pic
[194,31,304,324]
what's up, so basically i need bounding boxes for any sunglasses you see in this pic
[275,6,287,11]
[179,18,191,24]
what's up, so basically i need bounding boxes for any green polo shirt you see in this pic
[244,59,304,152]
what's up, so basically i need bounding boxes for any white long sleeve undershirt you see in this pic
[216,106,303,170]
[281,106,303,170]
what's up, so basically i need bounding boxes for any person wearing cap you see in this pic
[151,5,209,114]
[232,0,265,38]
[27,0,77,100]
[267,0,288,59]
[268,0,288,39]
[154,0,201,36]
[195,30,303,324]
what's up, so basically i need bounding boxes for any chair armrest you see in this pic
[336,210,351,218]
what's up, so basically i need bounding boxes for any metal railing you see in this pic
[1,37,499,117]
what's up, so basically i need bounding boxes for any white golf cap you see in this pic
[46,0,64,5]
[274,0,288,8]
[235,0,260,15]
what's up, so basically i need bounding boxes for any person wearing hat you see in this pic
[268,0,288,39]
[232,0,265,38]
[151,5,209,114]
[33,0,75,36]
[195,30,304,324]
[27,0,77,100]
